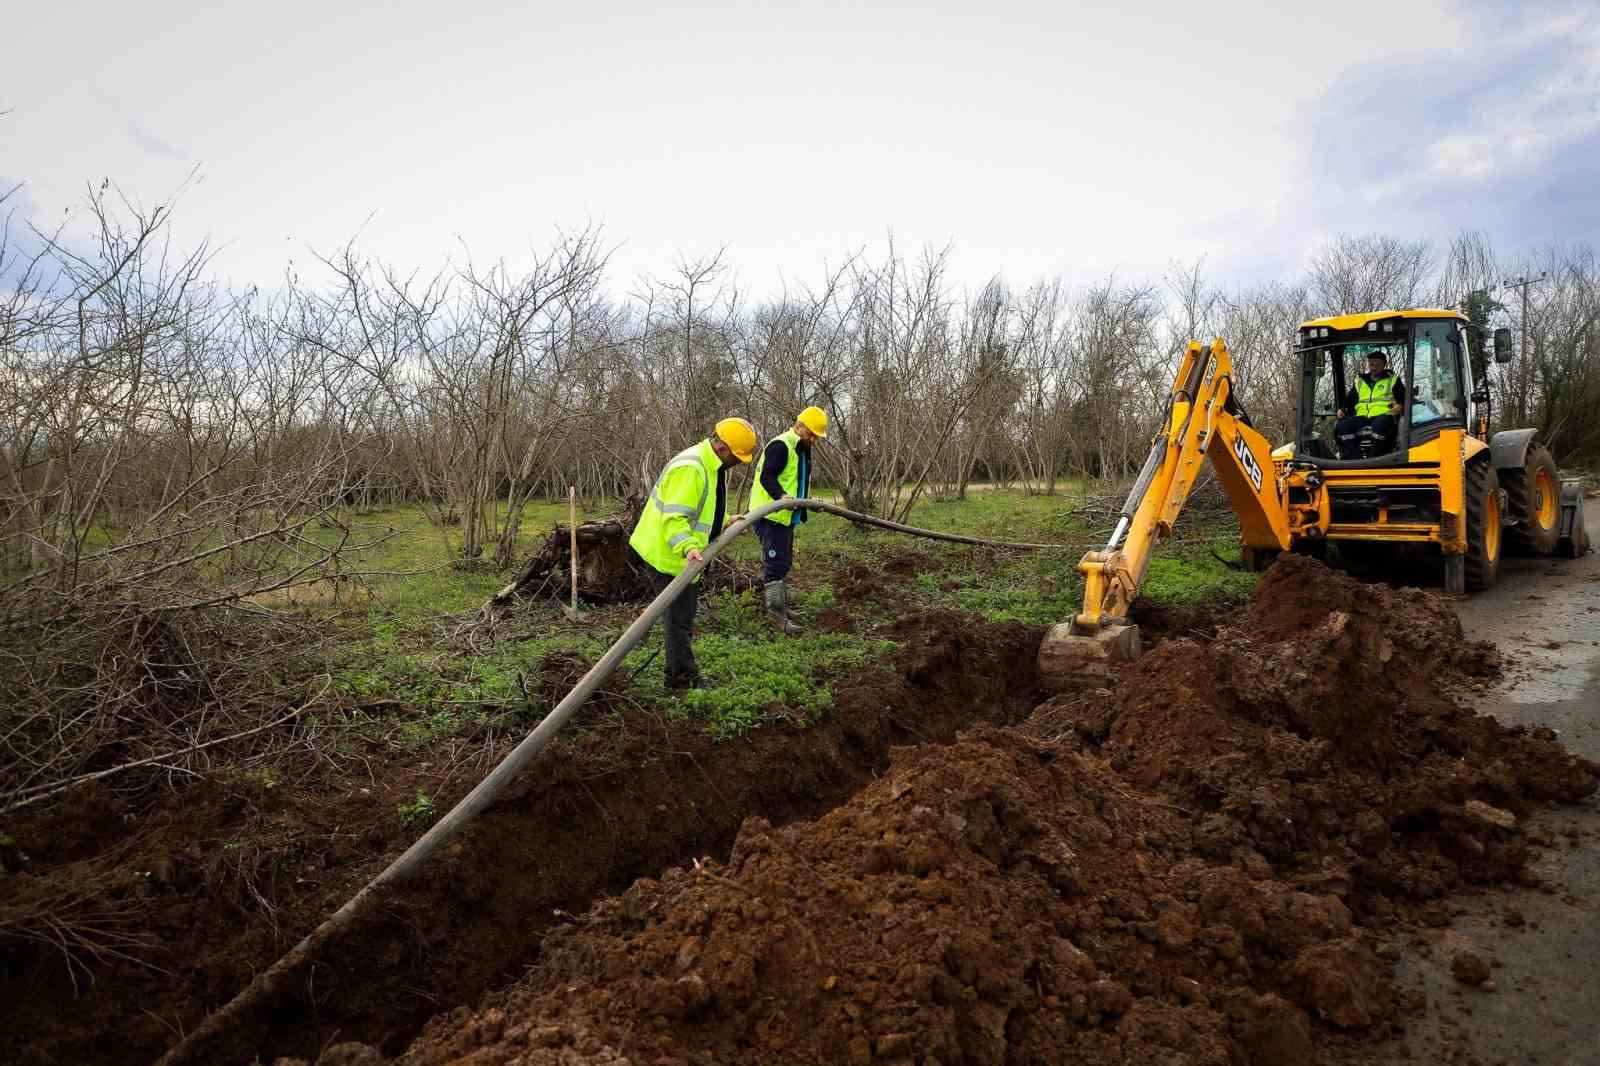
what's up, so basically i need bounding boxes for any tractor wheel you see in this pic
[1502,444,1561,556]
[1464,459,1501,592]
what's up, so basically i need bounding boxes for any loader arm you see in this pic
[1040,339,1290,686]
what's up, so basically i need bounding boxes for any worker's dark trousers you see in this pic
[1335,413,1397,459]
[754,518,795,582]
[650,568,699,685]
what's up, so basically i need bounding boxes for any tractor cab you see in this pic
[1292,310,1493,466]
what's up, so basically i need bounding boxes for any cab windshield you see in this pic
[1294,319,1467,461]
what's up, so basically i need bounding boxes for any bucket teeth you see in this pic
[1037,623,1142,691]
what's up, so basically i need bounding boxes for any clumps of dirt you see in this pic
[879,609,1041,697]
[1130,597,1241,647]
[1050,556,1592,908]
[381,554,1597,1066]
[813,607,856,633]
[487,497,760,611]
[834,561,890,604]
[3,610,1044,1066]
[531,649,632,709]
[396,729,1368,1065]
[828,610,1043,752]
[881,549,935,577]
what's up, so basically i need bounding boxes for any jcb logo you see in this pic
[1233,433,1264,492]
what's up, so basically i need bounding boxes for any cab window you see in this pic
[1410,322,1465,427]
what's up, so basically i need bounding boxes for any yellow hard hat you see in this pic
[797,406,828,439]
[714,416,758,463]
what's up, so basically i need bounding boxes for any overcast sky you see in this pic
[4,0,1597,300]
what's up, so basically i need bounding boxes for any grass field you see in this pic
[285,488,1255,747]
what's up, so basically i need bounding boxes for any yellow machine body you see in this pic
[1039,310,1585,690]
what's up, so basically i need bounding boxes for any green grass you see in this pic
[636,589,895,739]
[1141,545,1260,604]
[262,487,1255,752]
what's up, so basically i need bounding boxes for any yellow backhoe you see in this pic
[1039,309,1591,689]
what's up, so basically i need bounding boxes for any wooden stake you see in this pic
[568,485,579,616]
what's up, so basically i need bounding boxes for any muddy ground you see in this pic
[2,589,1050,1065]
[6,530,1596,1066]
[1337,501,1600,1066]
[366,555,1593,1066]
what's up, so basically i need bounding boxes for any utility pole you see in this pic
[1499,272,1549,359]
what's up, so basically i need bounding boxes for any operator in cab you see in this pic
[1334,350,1406,459]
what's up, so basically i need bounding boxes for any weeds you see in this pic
[396,790,436,826]
[314,491,1252,743]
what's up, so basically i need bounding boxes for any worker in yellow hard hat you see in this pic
[629,416,759,689]
[748,406,828,634]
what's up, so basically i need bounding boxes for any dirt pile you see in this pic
[1057,554,1595,911]
[380,556,1596,1066]
[1,612,1041,1066]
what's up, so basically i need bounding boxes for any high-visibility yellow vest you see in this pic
[629,439,720,577]
[1355,373,1398,418]
[749,429,804,526]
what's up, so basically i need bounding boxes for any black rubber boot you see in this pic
[763,580,803,635]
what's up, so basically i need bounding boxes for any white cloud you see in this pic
[3,0,1592,301]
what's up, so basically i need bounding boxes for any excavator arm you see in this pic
[1039,339,1291,688]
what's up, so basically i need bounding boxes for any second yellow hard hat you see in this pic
[797,406,828,439]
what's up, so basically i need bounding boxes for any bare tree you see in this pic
[1307,234,1436,314]
[1008,278,1075,494]
[1218,282,1314,443]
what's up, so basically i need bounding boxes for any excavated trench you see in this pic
[349,557,1596,1066]
[3,608,1056,1066]
[31,552,1574,1066]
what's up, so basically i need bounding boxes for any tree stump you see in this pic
[484,495,760,615]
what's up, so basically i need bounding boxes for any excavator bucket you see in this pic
[1037,622,1142,691]
[1557,479,1591,559]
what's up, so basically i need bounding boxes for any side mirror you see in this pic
[1493,327,1513,364]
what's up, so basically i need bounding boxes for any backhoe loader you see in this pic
[1038,309,1590,690]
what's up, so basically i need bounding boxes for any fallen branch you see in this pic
[2,680,332,814]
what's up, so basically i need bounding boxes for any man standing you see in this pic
[1334,350,1407,459]
[629,417,759,689]
[748,406,828,634]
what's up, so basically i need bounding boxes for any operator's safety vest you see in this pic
[1355,372,1399,418]
[629,439,721,577]
[749,429,810,527]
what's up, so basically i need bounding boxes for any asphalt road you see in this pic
[1343,501,1600,1066]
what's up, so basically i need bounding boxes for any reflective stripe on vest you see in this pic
[628,440,718,576]
[1355,373,1397,418]
[650,454,712,534]
[750,429,803,527]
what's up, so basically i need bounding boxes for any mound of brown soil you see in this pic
[381,555,1596,1066]
[835,561,891,604]
[2,612,1042,1066]
[1073,554,1593,913]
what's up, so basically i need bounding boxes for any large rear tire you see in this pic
[1502,444,1561,556]
[1464,459,1501,592]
